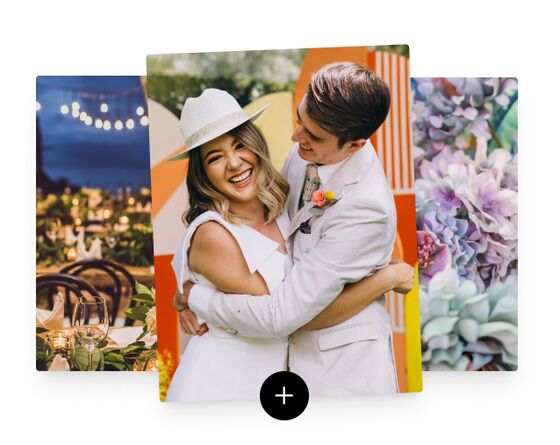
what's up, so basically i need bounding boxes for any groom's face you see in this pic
[292,98,362,165]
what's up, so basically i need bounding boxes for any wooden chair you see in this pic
[36,273,100,325]
[60,259,138,326]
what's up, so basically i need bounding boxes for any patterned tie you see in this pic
[299,163,321,209]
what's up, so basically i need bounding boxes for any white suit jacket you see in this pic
[189,141,398,395]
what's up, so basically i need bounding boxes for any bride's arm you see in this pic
[296,261,414,331]
[188,221,270,296]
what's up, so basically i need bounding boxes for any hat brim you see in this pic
[167,104,268,161]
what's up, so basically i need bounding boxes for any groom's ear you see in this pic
[344,139,367,153]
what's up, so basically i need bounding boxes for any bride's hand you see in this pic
[173,281,195,312]
[174,282,208,335]
[179,308,208,336]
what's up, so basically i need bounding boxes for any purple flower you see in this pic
[417,230,452,285]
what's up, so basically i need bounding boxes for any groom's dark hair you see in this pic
[305,62,390,147]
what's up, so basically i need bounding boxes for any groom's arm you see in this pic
[188,199,395,338]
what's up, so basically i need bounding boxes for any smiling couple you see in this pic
[165,62,414,402]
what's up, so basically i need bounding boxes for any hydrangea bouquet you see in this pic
[413,78,518,370]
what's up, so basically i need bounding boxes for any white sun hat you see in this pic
[168,88,267,161]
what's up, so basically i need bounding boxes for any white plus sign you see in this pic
[274,386,293,405]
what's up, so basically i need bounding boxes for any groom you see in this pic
[177,62,401,396]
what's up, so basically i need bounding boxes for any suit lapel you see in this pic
[286,153,307,220]
[287,142,376,237]
[288,200,315,237]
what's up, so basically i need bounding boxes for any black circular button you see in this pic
[260,371,309,420]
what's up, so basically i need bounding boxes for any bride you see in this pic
[165,89,412,402]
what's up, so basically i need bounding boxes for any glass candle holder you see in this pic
[44,329,75,365]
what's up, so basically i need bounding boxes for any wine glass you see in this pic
[71,297,109,371]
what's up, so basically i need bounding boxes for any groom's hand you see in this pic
[387,260,415,295]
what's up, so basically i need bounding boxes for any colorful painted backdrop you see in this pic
[147,46,422,399]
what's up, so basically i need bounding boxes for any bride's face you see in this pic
[200,133,259,204]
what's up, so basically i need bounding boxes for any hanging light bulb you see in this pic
[60,104,69,115]
[85,116,93,126]
[140,115,149,126]
[72,101,80,111]
[36,101,41,111]
[126,118,135,129]
[72,109,80,118]
[79,111,87,121]
[103,120,111,130]
[115,120,123,130]
[95,118,103,129]
[100,103,109,113]
[136,106,144,116]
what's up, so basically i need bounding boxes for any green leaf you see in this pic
[309,206,324,216]
[104,352,125,363]
[120,345,143,356]
[105,362,128,371]
[131,294,154,304]
[124,305,149,321]
[135,282,152,297]
[73,346,101,371]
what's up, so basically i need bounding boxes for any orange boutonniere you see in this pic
[309,190,338,216]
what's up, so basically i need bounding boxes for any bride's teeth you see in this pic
[230,170,251,183]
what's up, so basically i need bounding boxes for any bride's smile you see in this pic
[201,134,259,204]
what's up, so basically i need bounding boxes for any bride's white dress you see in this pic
[165,210,291,402]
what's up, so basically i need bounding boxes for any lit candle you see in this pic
[46,330,75,351]
[67,247,77,261]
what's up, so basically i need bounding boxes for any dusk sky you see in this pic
[36,76,151,192]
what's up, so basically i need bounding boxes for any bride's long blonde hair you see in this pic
[182,121,289,226]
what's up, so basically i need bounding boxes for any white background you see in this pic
[1,1,556,443]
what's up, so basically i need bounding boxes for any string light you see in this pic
[53,87,146,132]
[36,101,41,111]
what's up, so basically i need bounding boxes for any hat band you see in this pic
[185,110,248,149]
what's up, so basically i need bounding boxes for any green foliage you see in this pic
[101,225,154,267]
[73,346,102,371]
[370,44,410,58]
[148,74,295,119]
[36,189,154,267]
[124,304,149,321]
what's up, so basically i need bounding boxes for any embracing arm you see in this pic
[188,199,395,338]
[297,260,414,331]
